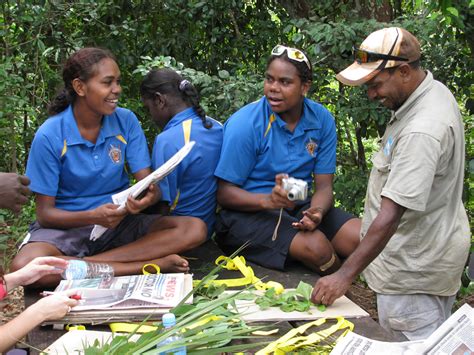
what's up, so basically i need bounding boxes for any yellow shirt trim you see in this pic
[60,140,67,157]
[264,114,276,137]
[182,119,192,144]
[115,134,127,144]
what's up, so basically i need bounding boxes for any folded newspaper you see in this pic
[54,273,192,311]
[330,303,474,355]
[90,141,196,241]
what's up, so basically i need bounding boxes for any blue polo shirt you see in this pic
[152,107,223,237]
[26,105,151,211]
[214,96,336,193]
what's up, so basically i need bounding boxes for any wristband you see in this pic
[0,275,7,299]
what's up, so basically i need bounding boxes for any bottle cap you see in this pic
[162,313,176,327]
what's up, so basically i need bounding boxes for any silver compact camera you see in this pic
[282,177,308,201]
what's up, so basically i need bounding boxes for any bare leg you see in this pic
[289,230,341,275]
[89,216,206,263]
[330,218,361,259]
[11,242,191,288]
[10,216,205,287]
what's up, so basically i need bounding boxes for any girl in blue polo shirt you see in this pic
[214,45,361,274]
[140,69,223,238]
[11,48,206,286]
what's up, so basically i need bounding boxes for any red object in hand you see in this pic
[70,294,82,300]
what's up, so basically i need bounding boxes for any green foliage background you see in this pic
[0,0,472,233]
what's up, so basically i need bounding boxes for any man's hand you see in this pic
[93,203,127,228]
[292,207,324,231]
[261,173,295,210]
[126,183,160,214]
[311,271,353,306]
[0,173,31,213]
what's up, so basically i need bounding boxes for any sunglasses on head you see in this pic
[271,45,311,70]
[353,46,409,64]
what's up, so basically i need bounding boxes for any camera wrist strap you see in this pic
[271,208,284,241]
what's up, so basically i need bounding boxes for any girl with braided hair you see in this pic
[141,68,223,238]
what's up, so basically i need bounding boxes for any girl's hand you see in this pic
[93,203,127,228]
[29,290,79,321]
[4,257,68,290]
[126,183,160,214]
[261,174,295,210]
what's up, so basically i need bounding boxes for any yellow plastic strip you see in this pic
[256,317,354,354]
[66,324,86,331]
[109,323,157,334]
[142,263,160,275]
[193,255,284,294]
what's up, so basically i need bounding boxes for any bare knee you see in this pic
[332,218,361,258]
[290,232,339,272]
[10,253,34,273]
[10,243,63,273]
[182,217,207,247]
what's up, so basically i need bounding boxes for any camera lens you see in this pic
[287,188,298,201]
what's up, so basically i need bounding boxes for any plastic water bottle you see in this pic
[157,313,186,355]
[62,260,114,282]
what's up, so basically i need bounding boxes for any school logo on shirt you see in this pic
[305,138,318,157]
[108,144,122,164]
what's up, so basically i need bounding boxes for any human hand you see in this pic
[261,174,295,210]
[292,207,324,231]
[0,173,31,214]
[4,257,68,290]
[311,272,352,306]
[30,290,80,321]
[126,183,160,214]
[93,203,127,228]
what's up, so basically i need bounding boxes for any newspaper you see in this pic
[330,303,474,355]
[90,141,195,240]
[54,273,190,311]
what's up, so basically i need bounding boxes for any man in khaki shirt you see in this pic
[311,27,470,340]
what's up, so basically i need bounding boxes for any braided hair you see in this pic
[140,68,211,129]
[48,48,116,116]
[267,49,313,84]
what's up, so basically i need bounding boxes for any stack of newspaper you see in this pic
[54,273,192,311]
[330,303,474,355]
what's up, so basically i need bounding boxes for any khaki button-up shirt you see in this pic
[362,71,470,296]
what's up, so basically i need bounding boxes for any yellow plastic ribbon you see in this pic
[193,255,284,293]
[142,263,160,275]
[65,324,86,331]
[255,317,354,355]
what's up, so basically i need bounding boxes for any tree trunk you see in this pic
[355,123,367,171]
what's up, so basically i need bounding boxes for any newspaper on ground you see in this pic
[90,141,195,240]
[53,273,192,311]
[330,303,474,355]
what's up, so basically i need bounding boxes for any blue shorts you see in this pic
[21,214,160,257]
[215,199,356,270]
